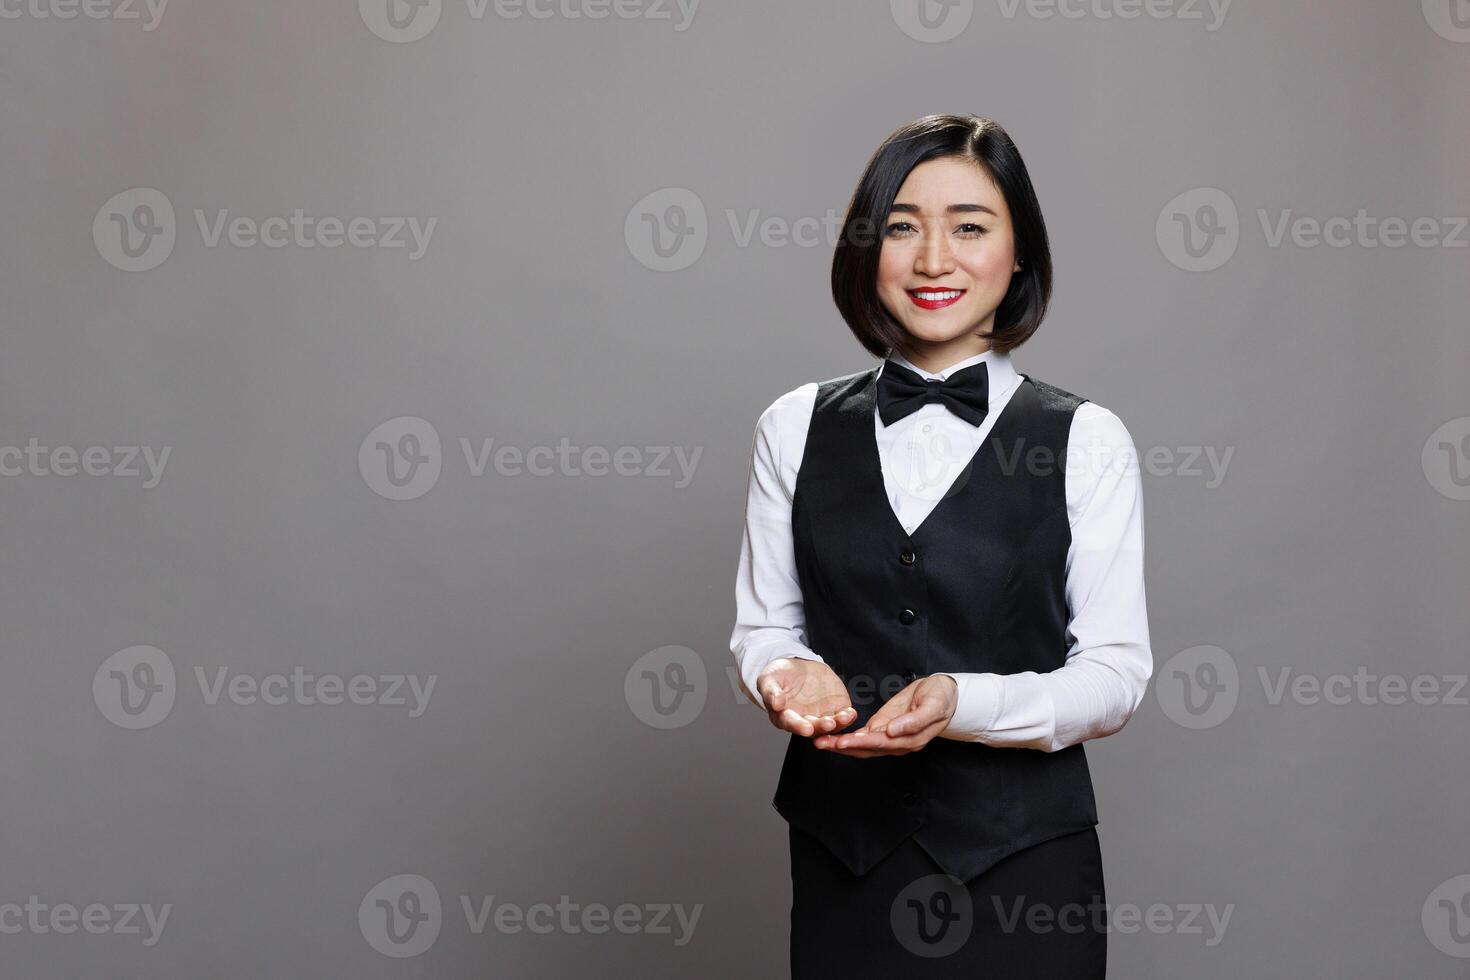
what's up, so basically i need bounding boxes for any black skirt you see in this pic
[789,823,1106,978]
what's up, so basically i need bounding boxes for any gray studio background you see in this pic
[1,0,1467,976]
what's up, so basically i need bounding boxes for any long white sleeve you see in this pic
[728,383,825,709]
[934,403,1154,750]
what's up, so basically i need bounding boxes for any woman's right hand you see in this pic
[756,658,857,738]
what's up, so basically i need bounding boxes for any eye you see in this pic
[884,221,917,238]
[955,223,987,237]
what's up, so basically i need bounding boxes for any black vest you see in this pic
[772,364,1099,884]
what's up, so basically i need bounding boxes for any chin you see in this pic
[902,318,970,344]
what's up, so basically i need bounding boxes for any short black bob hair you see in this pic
[830,114,1051,360]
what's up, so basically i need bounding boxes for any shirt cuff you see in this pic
[933,672,1003,741]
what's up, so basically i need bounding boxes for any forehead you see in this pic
[891,157,1003,208]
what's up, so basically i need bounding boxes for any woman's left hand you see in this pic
[811,674,958,757]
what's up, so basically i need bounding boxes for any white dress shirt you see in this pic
[729,348,1153,751]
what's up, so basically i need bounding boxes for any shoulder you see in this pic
[754,380,820,439]
[1068,400,1136,453]
[748,365,874,476]
[1023,374,1089,414]
[810,365,876,410]
[747,380,819,477]
[1062,399,1143,525]
[752,363,874,439]
[1018,376,1135,448]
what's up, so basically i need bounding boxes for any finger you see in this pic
[884,684,951,735]
[758,676,787,711]
[824,744,904,758]
[830,730,907,751]
[883,704,944,737]
[778,708,815,737]
[862,696,912,734]
[812,731,850,749]
[820,706,859,732]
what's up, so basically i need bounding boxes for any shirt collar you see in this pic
[879,347,1018,389]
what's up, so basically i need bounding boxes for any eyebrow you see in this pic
[889,203,998,217]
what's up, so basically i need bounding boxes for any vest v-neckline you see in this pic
[856,365,1033,542]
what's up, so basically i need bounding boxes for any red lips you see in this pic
[906,288,966,310]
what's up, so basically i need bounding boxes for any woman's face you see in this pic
[876,156,1021,355]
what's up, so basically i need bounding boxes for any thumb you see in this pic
[757,667,791,709]
[884,685,944,736]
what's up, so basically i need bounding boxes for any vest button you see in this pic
[899,608,916,625]
[901,670,917,683]
[899,549,916,565]
[901,790,919,806]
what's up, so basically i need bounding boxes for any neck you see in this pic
[895,336,993,375]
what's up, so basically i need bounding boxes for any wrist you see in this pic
[931,672,959,720]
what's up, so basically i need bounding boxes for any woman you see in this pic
[729,114,1153,976]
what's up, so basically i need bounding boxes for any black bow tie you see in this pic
[876,360,989,427]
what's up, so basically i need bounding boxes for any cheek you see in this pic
[875,251,903,290]
[960,246,1016,283]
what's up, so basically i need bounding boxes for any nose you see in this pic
[913,225,955,277]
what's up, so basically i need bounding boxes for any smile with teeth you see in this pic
[906,287,967,309]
